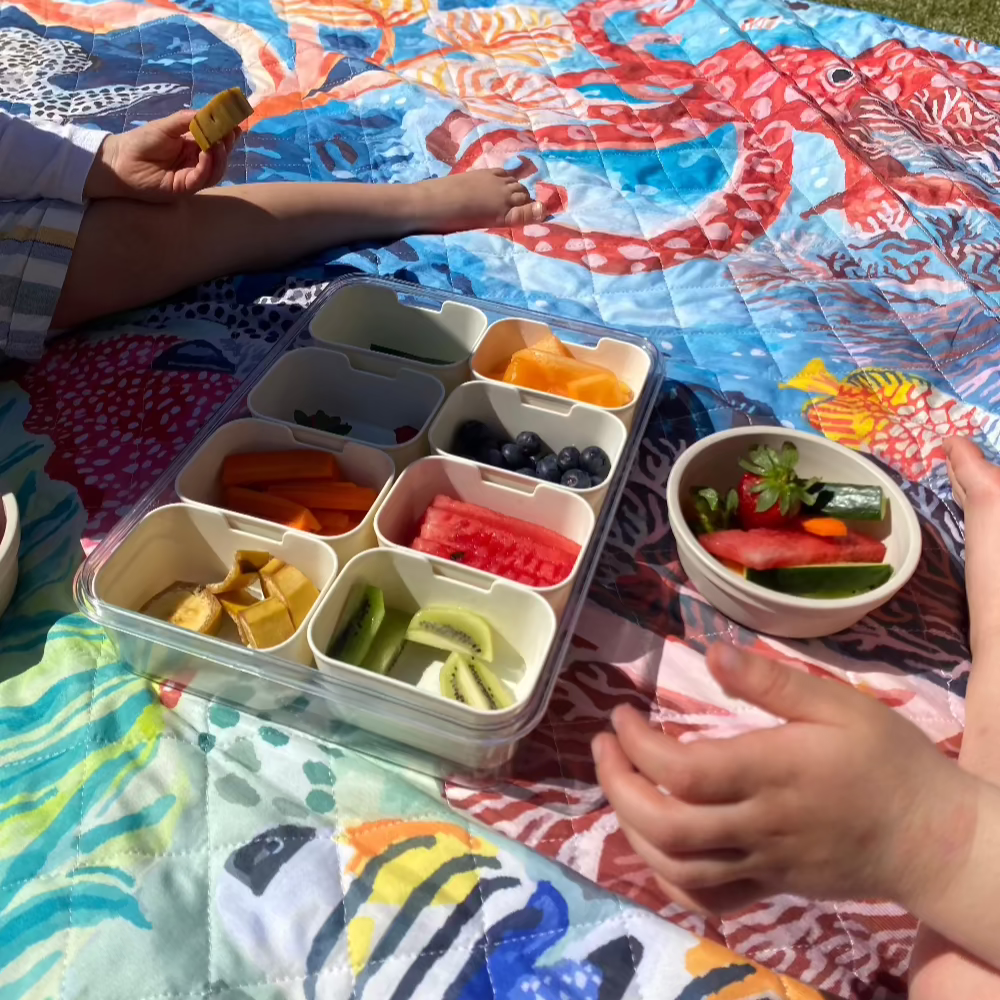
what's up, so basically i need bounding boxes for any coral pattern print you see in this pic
[2,0,1000,996]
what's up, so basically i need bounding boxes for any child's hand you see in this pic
[84,111,238,202]
[593,643,978,917]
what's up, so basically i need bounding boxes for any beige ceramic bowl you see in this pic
[666,426,922,638]
[0,493,20,620]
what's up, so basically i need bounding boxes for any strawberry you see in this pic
[736,442,818,530]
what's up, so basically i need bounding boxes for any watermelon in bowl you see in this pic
[665,427,922,638]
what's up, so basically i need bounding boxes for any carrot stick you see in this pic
[223,486,322,533]
[801,517,849,538]
[314,510,351,535]
[266,481,377,512]
[222,450,340,488]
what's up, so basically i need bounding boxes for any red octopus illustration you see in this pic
[430,0,1000,274]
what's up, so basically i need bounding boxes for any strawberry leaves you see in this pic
[692,486,739,533]
[738,443,819,516]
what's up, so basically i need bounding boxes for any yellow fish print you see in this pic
[781,359,996,481]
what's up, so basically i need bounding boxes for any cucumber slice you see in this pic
[329,585,385,665]
[809,483,887,521]
[360,608,410,675]
[747,563,893,598]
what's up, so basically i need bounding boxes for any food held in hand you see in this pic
[190,88,253,152]
[218,448,376,536]
[439,652,513,711]
[141,583,222,635]
[410,495,579,587]
[687,440,892,599]
[487,332,633,408]
[450,420,611,491]
[406,606,494,661]
[140,551,318,649]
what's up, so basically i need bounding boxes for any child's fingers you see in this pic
[619,819,754,891]
[651,873,766,917]
[610,704,753,803]
[593,732,750,854]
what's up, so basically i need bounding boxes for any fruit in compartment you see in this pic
[394,425,419,444]
[190,88,253,152]
[141,583,222,636]
[359,608,411,675]
[217,588,258,623]
[262,563,320,629]
[580,446,611,482]
[235,596,295,649]
[498,345,633,408]
[439,652,513,711]
[736,443,819,531]
[221,450,340,488]
[406,606,494,661]
[557,446,581,473]
[531,332,572,358]
[534,454,561,483]
[329,584,386,665]
[560,469,591,489]
[223,486,321,534]
[515,431,543,456]
[699,528,886,571]
[207,550,272,594]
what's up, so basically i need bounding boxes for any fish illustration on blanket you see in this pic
[781,359,998,481]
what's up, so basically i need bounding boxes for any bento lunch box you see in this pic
[75,275,662,783]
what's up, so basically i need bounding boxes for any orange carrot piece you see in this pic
[266,481,377,512]
[314,510,351,535]
[801,517,849,538]
[223,486,322,533]
[221,450,340,488]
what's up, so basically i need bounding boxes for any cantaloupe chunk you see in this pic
[531,332,572,357]
[500,348,633,408]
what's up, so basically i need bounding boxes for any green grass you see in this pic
[829,0,1000,47]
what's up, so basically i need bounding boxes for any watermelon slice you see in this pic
[411,497,578,586]
[430,496,580,559]
[699,528,886,571]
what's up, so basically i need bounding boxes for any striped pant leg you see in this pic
[0,199,84,362]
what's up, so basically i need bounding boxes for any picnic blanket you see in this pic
[2,0,998,996]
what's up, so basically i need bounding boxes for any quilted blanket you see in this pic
[2,0,998,996]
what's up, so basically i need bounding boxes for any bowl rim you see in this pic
[0,492,19,573]
[665,426,924,611]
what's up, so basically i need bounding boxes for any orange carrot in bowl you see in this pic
[266,481,377,512]
[801,517,849,538]
[222,450,340,488]
[314,510,351,535]
[223,486,322,533]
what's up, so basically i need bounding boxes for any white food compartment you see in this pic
[428,380,628,512]
[309,284,488,393]
[175,417,394,564]
[92,504,338,669]
[247,347,445,468]
[374,455,595,612]
[309,548,557,735]
[470,317,652,429]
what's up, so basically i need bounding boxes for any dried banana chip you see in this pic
[262,563,319,629]
[141,583,222,636]
[217,588,259,624]
[236,596,295,649]
[190,88,254,152]
[208,550,273,594]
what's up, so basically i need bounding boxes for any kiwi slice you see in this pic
[360,608,410,675]
[439,652,513,711]
[329,585,385,665]
[406,607,494,662]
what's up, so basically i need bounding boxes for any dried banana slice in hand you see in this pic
[190,88,254,152]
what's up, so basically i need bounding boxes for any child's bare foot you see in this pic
[406,169,548,233]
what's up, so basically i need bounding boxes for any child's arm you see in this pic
[0,110,108,203]
[593,643,1000,971]
[0,109,236,204]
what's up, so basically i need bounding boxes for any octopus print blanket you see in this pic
[1,0,997,997]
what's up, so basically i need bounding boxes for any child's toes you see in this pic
[503,201,546,226]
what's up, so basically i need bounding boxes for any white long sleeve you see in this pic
[0,112,109,204]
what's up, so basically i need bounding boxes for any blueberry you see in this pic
[560,468,592,489]
[557,446,581,473]
[501,442,526,468]
[478,446,505,468]
[580,446,611,482]
[515,466,537,477]
[516,430,543,456]
[534,454,561,483]
[455,419,493,457]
